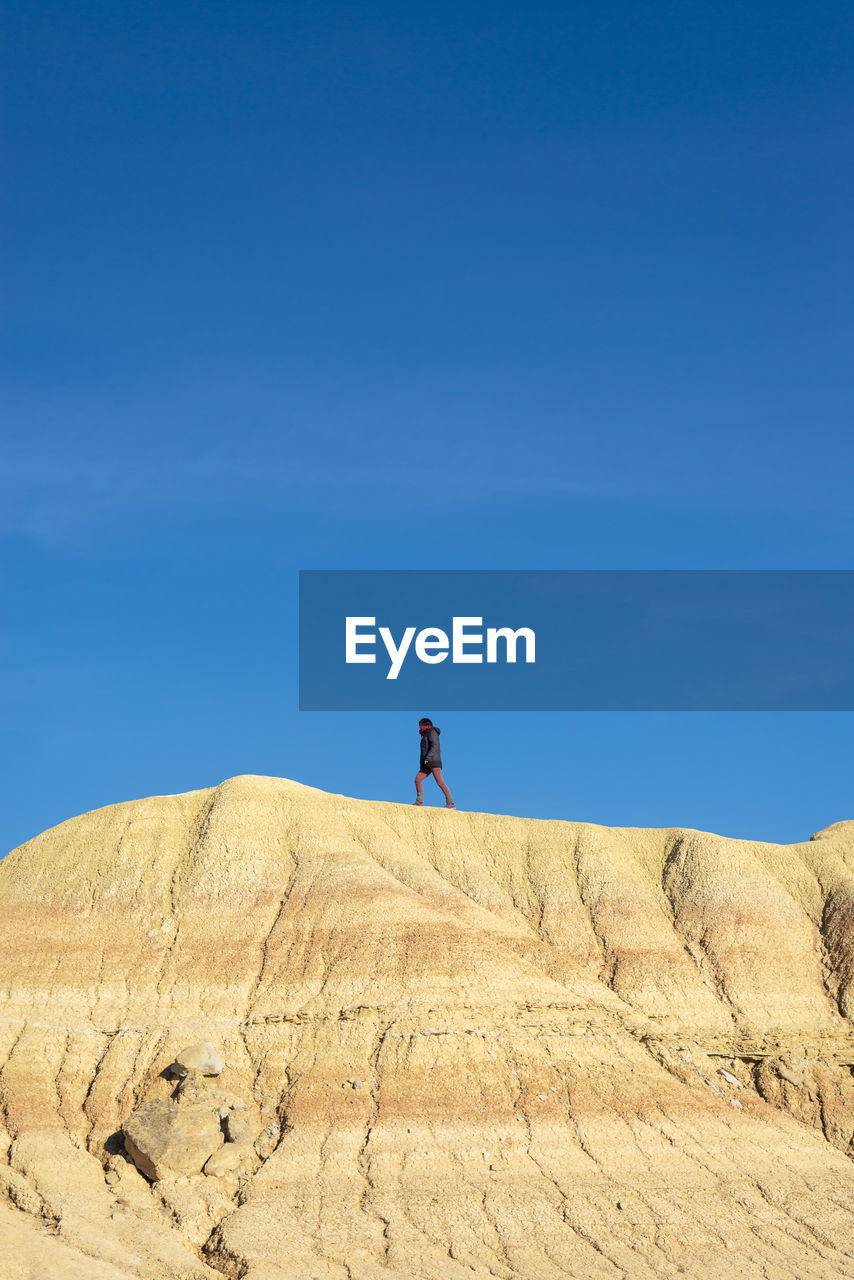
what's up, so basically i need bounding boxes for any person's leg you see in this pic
[431,768,454,805]
[414,770,429,803]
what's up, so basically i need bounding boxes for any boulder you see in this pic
[124,1096,224,1181]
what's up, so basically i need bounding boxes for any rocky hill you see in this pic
[1,775,853,1279]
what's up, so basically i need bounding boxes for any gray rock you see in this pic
[171,1040,224,1077]
[225,1109,253,1145]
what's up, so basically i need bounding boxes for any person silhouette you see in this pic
[413,717,455,807]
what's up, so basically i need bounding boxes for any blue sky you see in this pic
[2,0,852,851]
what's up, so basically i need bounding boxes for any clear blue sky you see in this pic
[2,0,852,852]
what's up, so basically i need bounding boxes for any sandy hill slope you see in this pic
[1,776,854,1280]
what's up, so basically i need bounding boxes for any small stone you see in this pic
[351,1078,362,1089]
[254,1124,279,1160]
[225,1110,252,1145]
[104,1171,119,1185]
[718,1069,742,1089]
[171,1041,224,1078]
[204,1143,248,1177]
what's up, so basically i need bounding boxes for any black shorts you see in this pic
[420,762,442,773]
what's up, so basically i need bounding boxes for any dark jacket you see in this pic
[419,725,442,768]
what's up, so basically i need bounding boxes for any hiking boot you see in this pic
[445,801,456,809]
[413,796,424,806]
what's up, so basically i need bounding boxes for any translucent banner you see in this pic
[299,570,854,710]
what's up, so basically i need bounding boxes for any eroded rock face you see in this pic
[755,1056,854,1153]
[0,775,853,1280]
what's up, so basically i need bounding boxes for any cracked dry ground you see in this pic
[1,777,854,1280]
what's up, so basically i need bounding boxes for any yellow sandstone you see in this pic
[1,775,853,1278]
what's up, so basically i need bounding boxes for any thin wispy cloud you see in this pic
[0,445,628,545]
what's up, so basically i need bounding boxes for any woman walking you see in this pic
[414,718,455,807]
